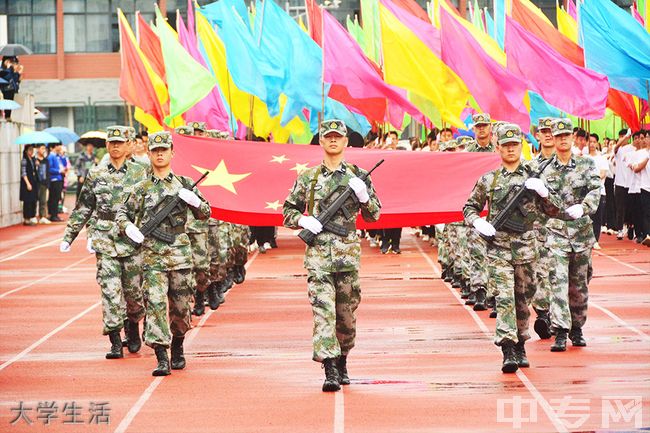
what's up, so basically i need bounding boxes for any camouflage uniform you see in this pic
[116,171,211,348]
[229,224,250,267]
[63,158,147,335]
[186,211,211,295]
[541,154,600,333]
[283,161,381,362]
[208,218,230,283]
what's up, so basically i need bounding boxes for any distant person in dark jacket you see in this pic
[20,145,38,225]
[35,144,51,224]
[0,56,23,119]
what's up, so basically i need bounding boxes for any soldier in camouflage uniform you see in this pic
[116,131,211,376]
[187,121,207,136]
[59,126,147,359]
[283,119,381,392]
[541,118,600,352]
[463,124,560,373]
[229,223,250,284]
[464,114,495,310]
[176,125,213,317]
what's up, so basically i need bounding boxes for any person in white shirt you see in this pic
[628,130,650,245]
[586,133,609,249]
[613,129,634,239]
[604,139,617,234]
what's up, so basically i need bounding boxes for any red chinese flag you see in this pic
[171,135,500,228]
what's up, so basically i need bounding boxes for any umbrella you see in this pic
[0,44,33,56]
[78,130,107,148]
[0,78,7,84]
[0,100,21,110]
[44,126,80,144]
[34,109,47,120]
[15,131,60,145]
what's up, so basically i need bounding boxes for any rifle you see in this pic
[482,158,553,242]
[298,159,384,246]
[138,171,209,244]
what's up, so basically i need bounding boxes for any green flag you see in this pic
[155,6,217,125]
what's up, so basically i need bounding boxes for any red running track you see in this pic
[0,222,648,433]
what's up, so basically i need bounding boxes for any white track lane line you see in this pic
[113,251,259,433]
[415,242,569,433]
[334,389,345,433]
[594,250,649,275]
[0,236,61,263]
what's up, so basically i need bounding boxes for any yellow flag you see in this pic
[379,3,469,128]
[556,5,578,43]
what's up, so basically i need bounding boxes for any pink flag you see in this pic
[177,12,231,132]
[441,8,530,130]
[505,16,609,119]
[382,0,441,56]
[632,4,645,26]
[567,0,577,20]
[321,8,426,128]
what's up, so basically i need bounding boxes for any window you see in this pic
[4,0,56,54]
[73,104,127,132]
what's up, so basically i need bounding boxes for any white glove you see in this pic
[566,204,584,219]
[178,188,201,208]
[86,238,95,254]
[348,177,370,203]
[524,177,549,198]
[298,215,323,235]
[472,218,496,237]
[125,223,144,244]
[59,241,71,253]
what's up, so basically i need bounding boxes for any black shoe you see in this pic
[486,296,495,309]
[337,355,350,385]
[392,248,401,254]
[551,329,568,352]
[50,216,62,222]
[127,320,141,353]
[152,345,171,376]
[380,247,389,254]
[233,265,246,284]
[170,336,186,370]
[122,320,129,347]
[269,240,278,248]
[501,340,518,373]
[441,268,448,280]
[473,287,487,311]
[569,327,586,347]
[106,331,124,359]
[192,291,206,316]
[489,304,497,318]
[452,278,462,289]
[207,283,220,310]
[322,358,341,392]
[465,291,477,306]
[514,341,530,368]
[534,310,552,340]
[628,227,634,240]
[460,284,470,299]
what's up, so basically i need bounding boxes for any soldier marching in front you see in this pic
[116,131,211,376]
[283,119,381,392]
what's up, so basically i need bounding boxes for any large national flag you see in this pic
[505,16,609,119]
[172,135,500,227]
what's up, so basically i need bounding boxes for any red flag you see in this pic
[305,0,323,45]
[391,0,432,23]
[171,135,500,228]
[136,12,166,81]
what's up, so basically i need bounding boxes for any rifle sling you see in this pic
[307,163,360,217]
[487,169,501,221]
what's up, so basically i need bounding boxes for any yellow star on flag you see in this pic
[265,200,282,211]
[270,155,289,164]
[290,162,310,174]
[192,160,251,195]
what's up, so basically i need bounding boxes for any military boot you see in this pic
[106,331,124,359]
[207,283,220,310]
[337,355,350,385]
[465,290,476,305]
[441,268,448,281]
[501,340,518,373]
[459,280,470,299]
[322,358,341,392]
[224,269,235,293]
[170,336,186,370]
[443,268,453,283]
[192,290,205,316]
[533,309,552,339]
[551,329,568,352]
[451,275,462,289]
[486,296,495,309]
[233,265,246,284]
[473,287,487,311]
[514,340,529,368]
[152,345,171,376]
[121,319,129,347]
[216,281,226,305]
[127,320,141,353]
[569,327,586,347]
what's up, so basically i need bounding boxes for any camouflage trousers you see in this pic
[531,242,553,312]
[96,253,145,335]
[548,248,591,331]
[458,225,471,283]
[435,225,448,267]
[490,253,535,345]
[468,229,489,292]
[208,222,231,283]
[142,268,194,348]
[188,232,210,294]
[307,269,361,362]
[230,224,250,266]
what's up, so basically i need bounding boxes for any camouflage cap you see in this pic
[319,119,347,137]
[537,117,554,131]
[551,118,573,136]
[456,135,476,147]
[207,129,231,139]
[187,121,207,132]
[472,113,491,126]
[492,121,508,135]
[497,123,523,145]
[148,131,173,150]
[441,139,458,151]
[174,126,194,136]
[128,126,136,140]
[106,125,130,142]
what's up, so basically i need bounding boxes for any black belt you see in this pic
[97,210,116,220]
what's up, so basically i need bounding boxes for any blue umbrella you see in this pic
[44,126,80,144]
[0,99,21,110]
[15,131,60,145]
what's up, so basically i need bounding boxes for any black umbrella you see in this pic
[0,44,33,56]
